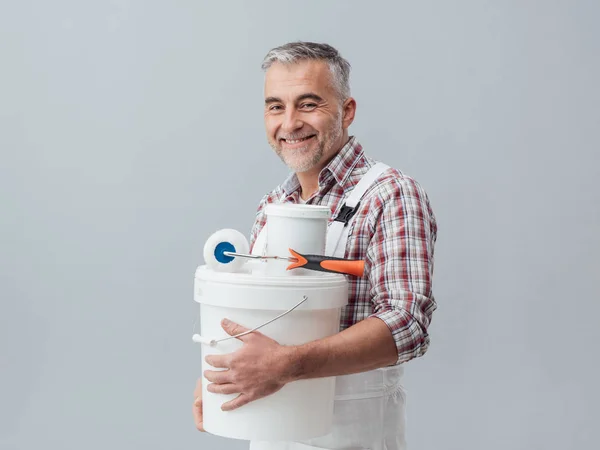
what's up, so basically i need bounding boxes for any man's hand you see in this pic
[203,318,298,412]
[192,377,204,431]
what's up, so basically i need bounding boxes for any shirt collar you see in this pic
[281,136,365,197]
[321,136,364,189]
[281,171,301,197]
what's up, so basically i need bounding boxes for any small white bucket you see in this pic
[264,204,330,276]
[193,266,348,441]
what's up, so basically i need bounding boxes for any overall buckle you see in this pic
[334,202,360,226]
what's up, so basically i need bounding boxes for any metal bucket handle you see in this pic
[192,295,308,347]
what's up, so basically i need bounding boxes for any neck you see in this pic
[297,171,319,200]
[296,133,350,200]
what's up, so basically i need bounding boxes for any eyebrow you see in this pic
[264,93,325,105]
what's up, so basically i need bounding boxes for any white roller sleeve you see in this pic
[202,228,250,272]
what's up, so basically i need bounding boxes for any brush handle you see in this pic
[287,249,365,277]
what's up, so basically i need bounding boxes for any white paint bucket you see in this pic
[194,267,348,441]
[263,204,331,276]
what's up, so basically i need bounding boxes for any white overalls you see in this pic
[249,163,408,450]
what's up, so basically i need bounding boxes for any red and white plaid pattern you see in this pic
[249,137,437,365]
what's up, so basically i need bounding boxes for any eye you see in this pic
[300,103,317,110]
[268,105,283,111]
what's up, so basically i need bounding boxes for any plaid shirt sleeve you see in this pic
[365,176,438,365]
[248,193,271,253]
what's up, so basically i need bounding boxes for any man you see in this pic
[193,41,437,450]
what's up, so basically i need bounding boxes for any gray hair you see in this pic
[261,41,351,101]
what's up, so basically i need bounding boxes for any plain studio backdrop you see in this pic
[1,1,598,449]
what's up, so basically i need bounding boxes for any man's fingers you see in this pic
[221,319,252,342]
[205,354,230,369]
[192,396,204,432]
[204,369,232,384]
[221,393,251,412]
[207,383,240,395]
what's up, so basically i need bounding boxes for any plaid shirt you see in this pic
[249,137,437,365]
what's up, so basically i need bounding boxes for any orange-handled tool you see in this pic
[287,248,365,277]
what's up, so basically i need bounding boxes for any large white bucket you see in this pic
[194,266,348,441]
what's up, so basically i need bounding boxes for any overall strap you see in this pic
[325,162,390,258]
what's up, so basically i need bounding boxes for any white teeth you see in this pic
[285,136,311,144]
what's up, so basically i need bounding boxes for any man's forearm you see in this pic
[284,317,398,382]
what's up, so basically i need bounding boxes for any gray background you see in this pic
[1,1,598,449]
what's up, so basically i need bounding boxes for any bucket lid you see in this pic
[195,265,348,310]
[265,203,331,219]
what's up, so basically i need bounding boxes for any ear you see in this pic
[342,97,357,129]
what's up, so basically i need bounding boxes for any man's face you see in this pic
[264,60,353,174]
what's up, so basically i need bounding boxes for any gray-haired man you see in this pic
[193,41,438,450]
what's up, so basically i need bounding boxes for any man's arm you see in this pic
[290,176,437,379]
[286,317,397,380]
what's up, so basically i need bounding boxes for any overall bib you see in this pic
[249,164,407,450]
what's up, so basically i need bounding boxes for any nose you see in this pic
[281,108,303,134]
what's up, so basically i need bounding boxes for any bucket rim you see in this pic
[195,265,347,288]
[265,203,331,219]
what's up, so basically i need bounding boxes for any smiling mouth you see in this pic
[280,135,316,144]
